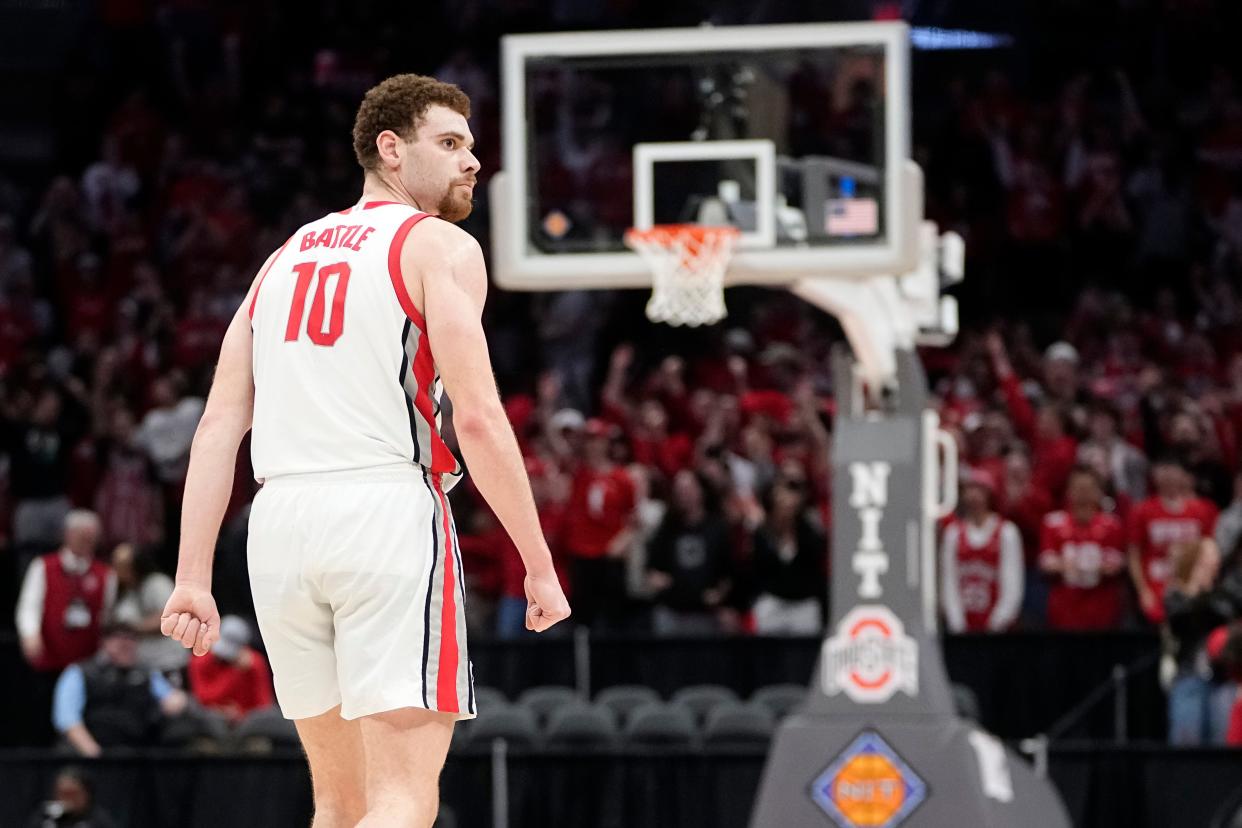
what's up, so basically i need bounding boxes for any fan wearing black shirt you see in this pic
[645,470,733,636]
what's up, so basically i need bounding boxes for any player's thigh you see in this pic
[322,470,475,720]
[357,706,455,798]
[294,704,366,809]
[248,485,340,719]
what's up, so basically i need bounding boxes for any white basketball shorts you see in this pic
[247,463,475,721]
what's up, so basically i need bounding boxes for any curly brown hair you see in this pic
[352,74,471,171]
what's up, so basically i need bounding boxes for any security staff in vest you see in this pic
[16,510,115,673]
[51,622,189,756]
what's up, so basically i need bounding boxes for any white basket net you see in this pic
[624,224,740,327]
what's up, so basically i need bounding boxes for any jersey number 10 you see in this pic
[286,261,351,346]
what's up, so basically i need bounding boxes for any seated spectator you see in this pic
[187,616,274,726]
[17,510,115,674]
[750,471,827,635]
[25,765,118,828]
[1164,541,1242,745]
[941,470,1024,633]
[646,470,732,636]
[108,543,186,676]
[1128,455,1219,624]
[52,623,189,756]
[1039,467,1127,630]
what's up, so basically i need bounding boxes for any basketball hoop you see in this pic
[624,224,740,327]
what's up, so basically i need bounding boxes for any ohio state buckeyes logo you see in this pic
[823,606,918,704]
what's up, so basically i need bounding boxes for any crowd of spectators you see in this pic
[2,0,1242,752]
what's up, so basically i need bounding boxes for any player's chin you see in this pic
[439,192,474,223]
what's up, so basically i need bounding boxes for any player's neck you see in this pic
[358,176,424,212]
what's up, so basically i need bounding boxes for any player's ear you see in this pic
[375,129,403,168]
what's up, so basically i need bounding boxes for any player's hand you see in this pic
[524,572,570,633]
[160,584,221,657]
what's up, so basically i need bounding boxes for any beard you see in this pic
[436,183,474,222]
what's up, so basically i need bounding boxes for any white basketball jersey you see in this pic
[247,200,462,484]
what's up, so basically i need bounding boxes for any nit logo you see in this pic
[810,731,928,828]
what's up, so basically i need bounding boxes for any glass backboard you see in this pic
[491,22,914,290]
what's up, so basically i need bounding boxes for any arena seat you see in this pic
[544,704,620,750]
[594,685,661,726]
[624,702,698,748]
[473,685,509,713]
[702,702,776,749]
[159,707,231,752]
[670,685,739,725]
[231,707,300,753]
[467,704,540,750]
[517,685,583,725]
[749,684,806,720]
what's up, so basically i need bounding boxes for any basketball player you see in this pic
[158,74,570,827]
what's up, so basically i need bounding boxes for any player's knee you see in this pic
[311,796,367,828]
[312,778,367,824]
[362,792,438,828]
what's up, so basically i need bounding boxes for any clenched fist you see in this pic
[524,572,571,633]
[160,583,221,657]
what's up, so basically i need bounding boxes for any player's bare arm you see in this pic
[403,219,570,632]
[160,258,265,656]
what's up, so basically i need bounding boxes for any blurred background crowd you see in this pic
[4,0,1242,771]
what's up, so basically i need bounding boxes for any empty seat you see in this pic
[625,702,698,748]
[160,707,231,751]
[517,685,583,724]
[595,685,661,726]
[670,684,739,725]
[473,685,509,713]
[469,704,540,749]
[750,684,806,720]
[703,702,776,748]
[544,704,620,750]
[231,706,300,753]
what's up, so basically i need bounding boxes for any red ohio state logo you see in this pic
[823,606,919,704]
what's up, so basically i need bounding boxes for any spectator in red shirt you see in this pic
[629,399,694,480]
[187,616,274,725]
[1128,455,1220,624]
[1040,466,1127,630]
[561,419,636,629]
[987,333,1079,500]
[941,470,1024,633]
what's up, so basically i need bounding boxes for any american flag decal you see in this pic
[826,198,879,236]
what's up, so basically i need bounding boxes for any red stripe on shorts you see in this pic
[433,477,460,713]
